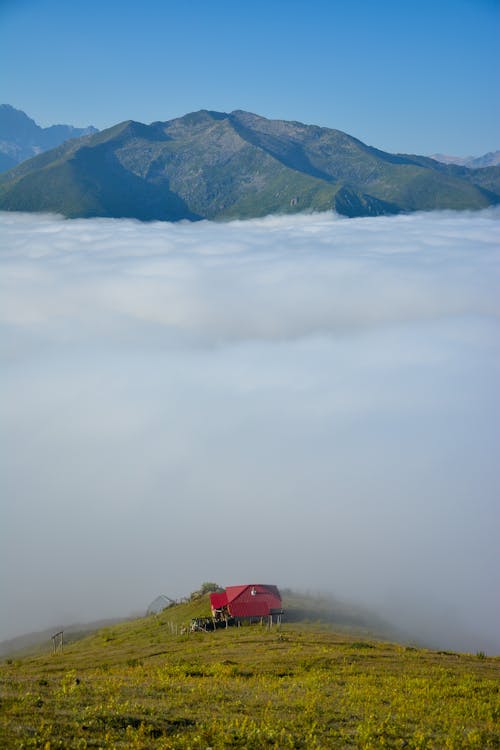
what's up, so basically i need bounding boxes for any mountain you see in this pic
[430,151,500,168]
[0,104,98,172]
[0,109,499,220]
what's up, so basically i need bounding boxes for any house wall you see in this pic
[226,584,282,618]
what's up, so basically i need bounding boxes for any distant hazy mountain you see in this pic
[0,104,98,172]
[430,151,500,169]
[0,109,498,220]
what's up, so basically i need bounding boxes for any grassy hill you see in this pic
[0,590,395,660]
[1,593,498,748]
[1,110,499,220]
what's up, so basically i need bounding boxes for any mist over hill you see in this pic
[1,208,499,654]
[0,109,499,219]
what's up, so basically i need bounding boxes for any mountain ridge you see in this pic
[430,151,500,168]
[1,108,499,220]
[0,104,98,172]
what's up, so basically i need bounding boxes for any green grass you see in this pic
[1,595,499,749]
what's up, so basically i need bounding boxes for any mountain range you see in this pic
[430,151,500,168]
[0,108,499,220]
[0,104,97,172]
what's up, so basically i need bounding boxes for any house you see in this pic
[210,584,283,624]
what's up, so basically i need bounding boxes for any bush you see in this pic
[190,582,223,599]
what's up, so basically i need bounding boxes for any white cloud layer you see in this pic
[1,209,499,652]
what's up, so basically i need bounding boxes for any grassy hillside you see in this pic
[1,594,498,749]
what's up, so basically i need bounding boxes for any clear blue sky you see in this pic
[1,0,498,155]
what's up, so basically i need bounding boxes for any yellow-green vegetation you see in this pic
[1,596,499,749]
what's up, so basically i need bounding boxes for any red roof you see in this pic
[210,584,282,618]
[209,591,228,610]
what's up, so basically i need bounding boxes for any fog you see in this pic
[1,209,499,653]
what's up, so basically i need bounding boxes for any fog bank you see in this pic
[1,209,499,653]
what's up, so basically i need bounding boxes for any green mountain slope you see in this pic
[1,110,498,220]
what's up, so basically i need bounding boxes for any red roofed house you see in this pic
[210,584,283,625]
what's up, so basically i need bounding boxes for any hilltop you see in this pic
[0,109,499,220]
[1,591,498,748]
[0,590,399,660]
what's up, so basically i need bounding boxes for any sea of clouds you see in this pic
[1,208,499,652]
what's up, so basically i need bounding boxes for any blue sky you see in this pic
[1,0,499,156]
